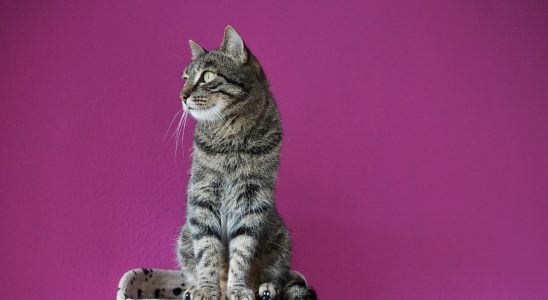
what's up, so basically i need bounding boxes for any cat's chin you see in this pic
[188,103,226,122]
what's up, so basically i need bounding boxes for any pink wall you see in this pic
[2,1,548,299]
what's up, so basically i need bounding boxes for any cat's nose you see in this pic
[180,91,190,103]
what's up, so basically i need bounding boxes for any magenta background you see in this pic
[2,0,548,299]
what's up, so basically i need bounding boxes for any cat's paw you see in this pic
[226,286,254,300]
[284,285,318,300]
[184,286,221,300]
[258,282,279,300]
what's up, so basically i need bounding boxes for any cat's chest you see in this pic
[218,185,245,243]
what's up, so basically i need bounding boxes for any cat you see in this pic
[175,26,317,300]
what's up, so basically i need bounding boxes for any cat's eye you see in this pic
[203,71,217,83]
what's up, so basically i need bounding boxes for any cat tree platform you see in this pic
[117,269,187,300]
[117,268,309,300]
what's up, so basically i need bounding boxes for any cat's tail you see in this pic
[281,270,317,300]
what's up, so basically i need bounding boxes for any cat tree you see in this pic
[117,268,309,300]
[117,269,187,300]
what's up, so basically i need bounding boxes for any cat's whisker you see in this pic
[206,110,214,127]
[213,109,237,136]
[174,109,185,160]
[164,109,182,141]
[179,111,189,158]
[221,112,237,134]
[172,109,184,140]
[171,115,183,139]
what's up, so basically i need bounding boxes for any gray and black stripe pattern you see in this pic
[175,26,316,300]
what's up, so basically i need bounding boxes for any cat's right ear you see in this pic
[189,40,206,59]
[220,25,247,64]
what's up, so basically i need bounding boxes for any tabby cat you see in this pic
[175,26,317,300]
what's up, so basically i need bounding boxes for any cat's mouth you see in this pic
[182,101,210,113]
[185,101,225,122]
[184,103,214,112]
[183,97,215,112]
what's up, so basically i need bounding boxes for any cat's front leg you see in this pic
[184,193,223,300]
[185,224,224,300]
[226,235,257,300]
[226,216,262,300]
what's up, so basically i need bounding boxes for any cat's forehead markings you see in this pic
[183,62,198,82]
[202,60,215,69]
[192,67,204,84]
[189,60,210,84]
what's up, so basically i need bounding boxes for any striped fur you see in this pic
[175,26,316,300]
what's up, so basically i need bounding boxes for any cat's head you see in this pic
[180,25,265,122]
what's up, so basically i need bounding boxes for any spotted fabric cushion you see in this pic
[117,269,187,300]
[117,268,309,300]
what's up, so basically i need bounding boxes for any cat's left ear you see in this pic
[189,40,206,60]
[220,25,247,64]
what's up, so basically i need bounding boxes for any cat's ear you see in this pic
[220,25,247,64]
[189,40,205,60]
